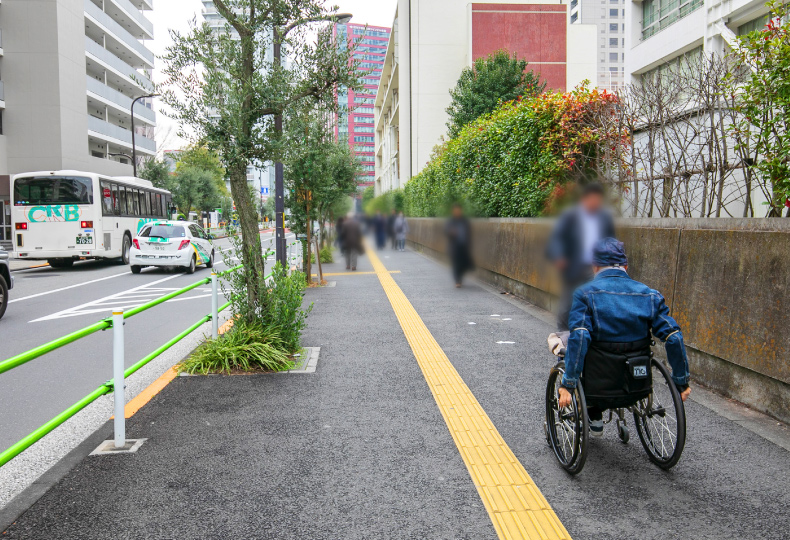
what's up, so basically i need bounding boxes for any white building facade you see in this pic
[0,0,157,247]
[570,0,627,91]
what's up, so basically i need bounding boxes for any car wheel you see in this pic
[121,235,132,265]
[186,255,196,275]
[131,265,142,274]
[206,251,215,269]
[0,275,8,321]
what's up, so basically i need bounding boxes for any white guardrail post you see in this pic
[211,272,219,339]
[112,308,125,448]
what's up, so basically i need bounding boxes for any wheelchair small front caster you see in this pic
[617,420,630,444]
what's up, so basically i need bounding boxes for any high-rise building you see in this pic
[0,0,157,248]
[570,0,626,91]
[201,0,275,205]
[334,23,391,189]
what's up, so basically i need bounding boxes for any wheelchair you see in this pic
[544,332,686,475]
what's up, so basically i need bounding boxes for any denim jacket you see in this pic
[561,269,691,389]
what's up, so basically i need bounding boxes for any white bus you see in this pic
[11,171,173,268]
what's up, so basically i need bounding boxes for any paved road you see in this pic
[0,230,298,453]
[3,246,788,539]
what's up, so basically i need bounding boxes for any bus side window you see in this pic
[140,190,149,216]
[100,180,113,216]
[119,186,128,215]
[112,184,120,215]
[147,192,155,217]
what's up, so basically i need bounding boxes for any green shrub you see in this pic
[179,321,292,374]
[310,246,335,264]
[404,85,626,217]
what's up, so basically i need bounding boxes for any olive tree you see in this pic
[159,0,362,310]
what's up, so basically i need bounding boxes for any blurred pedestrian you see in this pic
[394,211,409,251]
[335,216,345,251]
[446,204,474,287]
[340,213,364,271]
[388,209,398,250]
[374,211,387,250]
[546,182,615,331]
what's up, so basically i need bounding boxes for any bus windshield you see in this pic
[14,176,94,206]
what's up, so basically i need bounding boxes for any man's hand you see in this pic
[558,387,573,408]
[680,385,691,402]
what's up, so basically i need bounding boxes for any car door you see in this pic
[187,224,208,265]
[195,225,213,260]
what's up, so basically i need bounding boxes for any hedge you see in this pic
[404,85,626,217]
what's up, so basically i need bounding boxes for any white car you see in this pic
[130,220,215,274]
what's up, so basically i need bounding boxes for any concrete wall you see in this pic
[407,217,790,422]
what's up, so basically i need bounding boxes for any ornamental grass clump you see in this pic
[179,322,292,374]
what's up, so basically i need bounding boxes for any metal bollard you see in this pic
[211,272,218,339]
[112,309,125,448]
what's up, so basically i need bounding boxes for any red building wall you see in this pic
[471,3,568,91]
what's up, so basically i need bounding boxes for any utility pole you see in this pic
[273,12,353,267]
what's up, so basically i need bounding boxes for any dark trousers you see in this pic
[556,267,594,331]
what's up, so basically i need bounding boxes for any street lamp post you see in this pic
[273,12,352,267]
[131,93,159,178]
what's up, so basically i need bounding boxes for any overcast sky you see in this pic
[149,0,398,150]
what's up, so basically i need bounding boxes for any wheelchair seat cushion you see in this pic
[582,338,652,409]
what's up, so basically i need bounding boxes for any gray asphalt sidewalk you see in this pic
[2,246,789,539]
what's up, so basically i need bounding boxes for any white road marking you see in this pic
[9,271,129,304]
[31,274,185,322]
[502,318,512,321]
[468,322,477,325]
[496,341,516,344]
[490,314,501,317]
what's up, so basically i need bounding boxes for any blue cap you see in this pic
[592,237,628,267]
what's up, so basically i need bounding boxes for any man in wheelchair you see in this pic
[557,237,691,437]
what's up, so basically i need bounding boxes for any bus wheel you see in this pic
[121,235,131,265]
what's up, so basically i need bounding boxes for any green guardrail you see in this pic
[0,263,252,469]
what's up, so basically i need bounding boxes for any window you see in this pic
[119,187,128,215]
[610,23,619,32]
[609,52,619,62]
[609,8,619,16]
[111,184,120,215]
[738,14,770,36]
[131,189,140,215]
[100,180,114,216]
[354,136,375,143]
[139,190,149,216]
[355,126,374,133]
[14,176,94,206]
[610,37,619,46]
[354,116,374,124]
[141,225,186,239]
[642,0,703,39]
[155,193,163,217]
[571,12,578,23]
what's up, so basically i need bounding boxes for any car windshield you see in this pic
[14,176,93,206]
[140,225,186,239]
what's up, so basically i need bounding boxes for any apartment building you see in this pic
[374,0,597,195]
[0,0,157,246]
[570,0,626,91]
[333,23,391,189]
[625,0,770,80]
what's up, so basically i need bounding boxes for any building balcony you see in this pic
[88,0,154,40]
[86,76,156,125]
[88,116,156,154]
[84,0,155,69]
[85,37,153,93]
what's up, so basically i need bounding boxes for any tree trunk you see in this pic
[228,161,265,314]
[305,203,312,285]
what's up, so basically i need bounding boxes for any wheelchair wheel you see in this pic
[633,359,686,469]
[545,362,589,475]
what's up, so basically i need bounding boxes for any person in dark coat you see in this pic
[387,209,397,250]
[445,204,474,287]
[374,211,387,250]
[335,216,345,252]
[546,183,615,331]
[339,214,363,271]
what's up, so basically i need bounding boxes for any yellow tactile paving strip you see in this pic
[367,247,572,540]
